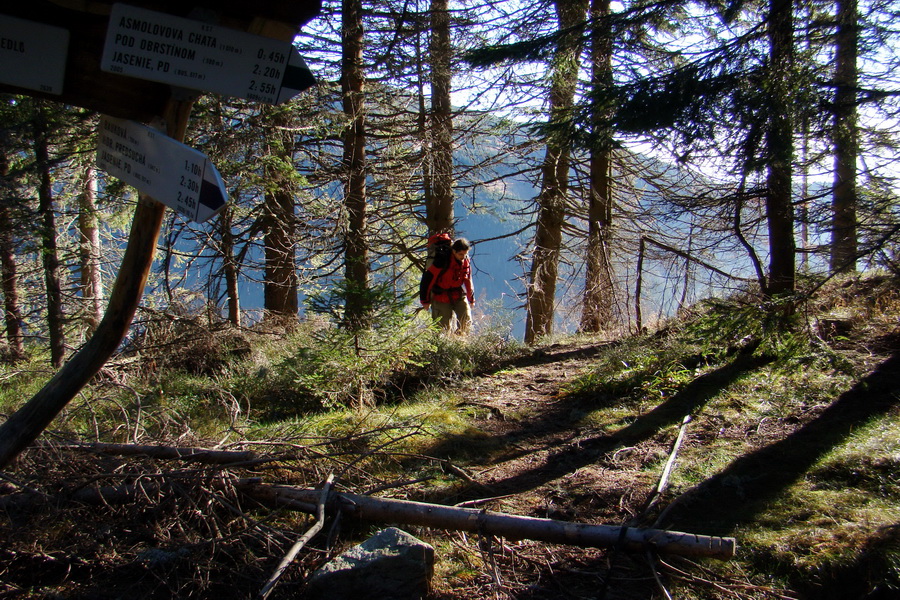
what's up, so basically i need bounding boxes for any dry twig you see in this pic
[258,473,334,600]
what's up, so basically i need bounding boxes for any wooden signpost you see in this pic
[0,0,322,468]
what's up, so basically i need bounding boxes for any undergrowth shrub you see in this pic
[564,333,715,404]
[121,304,251,378]
[416,328,525,382]
[567,289,858,405]
[281,317,435,409]
[277,281,436,409]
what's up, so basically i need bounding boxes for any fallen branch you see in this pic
[235,480,737,560]
[258,474,334,600]
[642,414,692,522]
[60,442,258,464]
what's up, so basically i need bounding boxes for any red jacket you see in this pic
[420,255,474,305]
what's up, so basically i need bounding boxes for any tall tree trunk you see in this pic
[33,103,66,367]
[342,0,371,330]
[830,0,858,274]
[764,0,796,297]
[427,0,454,237]
[417,16,433,236]
[525,0,589,345]
[262,107,299,321]
[580,0,615,333]
[219,204,241,327]
[0,150,24,361]
[77,165,103,334]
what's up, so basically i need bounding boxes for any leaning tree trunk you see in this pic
[341,0,371,330]
[525,0,589,345]
[427,0,454,238]
[764,0,796,297]
[580,0,616,333]
[830,0,859,274]
[33,103,66,367]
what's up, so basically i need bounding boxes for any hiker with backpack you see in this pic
[420,236,475,335]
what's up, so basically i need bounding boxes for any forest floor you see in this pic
[2,276,899,600]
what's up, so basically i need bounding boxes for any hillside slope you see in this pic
[1,275,898,600]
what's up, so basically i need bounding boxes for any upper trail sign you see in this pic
[0,1,322,121]
[102,3,315,104]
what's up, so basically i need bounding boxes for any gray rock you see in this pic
[305,527,434,600]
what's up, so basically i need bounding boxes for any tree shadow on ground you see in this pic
[653,349,900,600]
[661,350,900,537]
[420,349,774,504]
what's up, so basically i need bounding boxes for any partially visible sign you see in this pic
[101,3,315,104]
[0,14,69,95]
[96,115,227,223]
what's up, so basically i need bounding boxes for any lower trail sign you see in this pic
[96,115,227,223]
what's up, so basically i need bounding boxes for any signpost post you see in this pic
[101,3,315,105]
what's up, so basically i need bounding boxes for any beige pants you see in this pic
[431,299,471,334]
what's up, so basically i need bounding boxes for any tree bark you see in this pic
[830,0,858,274]
[525,0,589,345]
[427,0,454,237]
[0,97,194,470]
[764,0,796,297]
[341,0,371,330]
[77,165,103,334]
[262,107,299,321]
[33,103,66,367]
[0,149,24,361]
[581,0,615,333]
[219,204,242,327]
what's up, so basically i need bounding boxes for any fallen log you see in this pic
[0,473,737,559]
[235,480,737,560]
[62,442,258,464]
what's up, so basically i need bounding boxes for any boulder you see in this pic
[304,527,434,600]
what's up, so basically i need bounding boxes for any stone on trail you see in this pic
[304,527,434,600]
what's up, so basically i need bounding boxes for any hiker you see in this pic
[420,237,475,334]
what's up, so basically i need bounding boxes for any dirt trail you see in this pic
[422,340,675,600]
[435,341,661,524]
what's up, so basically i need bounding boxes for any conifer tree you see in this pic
[427,0,455,237]
[0,130,24,361]
[342,0,372,329]
[830,0,859,274]
[31,100,66,366]
[525,0,590,345]
[580,0,616,333]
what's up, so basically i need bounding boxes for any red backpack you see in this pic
[426,233,452,270]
